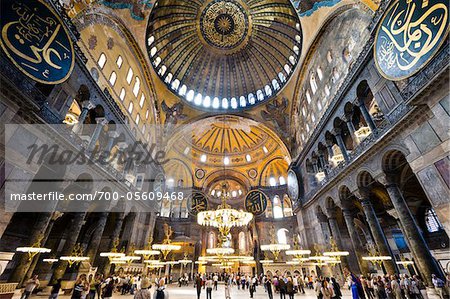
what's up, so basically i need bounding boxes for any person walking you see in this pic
[153,279,169,299]
[321,280,332,299]
[205,276,213,299]
[213,274,219,291]
[279,276,287,299]
[72,274,89,299]
[265,277,274,299]
[432,274,446,299]
[315,279,323,299]
[48,278,62,299]
[21,275,40,299]
[195,275,202,299]
[286,277,294,299]
[102,279,115,299]
[134,278,151,299]
[225,280,231,299]
[390,276,402,299]
[331,277,341,299]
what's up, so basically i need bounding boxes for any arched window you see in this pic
[159,65,167,76]
[133,77,140,97]
[119,88,126,101]
[278,72,286,83]
[186,90,195,102]
[265,199,273,218]
[139,94,145,108]
[343,48,352,63]
[325,85,331,96]
[240,96,247,107]
[154,57,161,67]
[265,85,272,96]
[283,195,293,217]
[116,55,123,68]
[277,228,288,244]
[171,79,180,91]
[178,85,187,96]
[327,50,333,63]
[208,232,216,249]
[257,90,264,101]
[279,176,286,185]
[239,232,247,253]
[272,79,280,90]
[160,200,170,217]
[306,91,312,104]
[310,75,318,94]
[425,208,442,233]
[317,67,323,80]
[109,71,117,86]
[273,195,283,219]
[302,107,307,117]
[230,97,238,109]
[135,114,140,125]
[126,68,133,84]
[332,68,340,81]
[128,102,133,114]
[97,53,107,69]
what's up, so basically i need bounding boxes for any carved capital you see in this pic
[96,117,108,126]
[81,100,95,110]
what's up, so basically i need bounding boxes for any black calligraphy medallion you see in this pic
[187,191,208,216]
[245,190,268,216]
[374,0,449,80]
[0,0,75,84]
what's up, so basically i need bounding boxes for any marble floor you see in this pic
[14,284,352,299]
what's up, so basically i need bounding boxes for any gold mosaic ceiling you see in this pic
[145,0,302,111]
[164,115,291,188]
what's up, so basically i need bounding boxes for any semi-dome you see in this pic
[146,0,302,111]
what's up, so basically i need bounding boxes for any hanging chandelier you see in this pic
[197,182,253,237]
[134,236,161,260]
[60,244,89,266]
[152,224,181,259]
[362,243,391,266]
[100,238,125,260]
[260,226,290,261]
[286,235,311,261]
[323,237,349,267]
[16,234,51,261]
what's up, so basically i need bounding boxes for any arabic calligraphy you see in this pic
[188,192,208,215]
[245,190,268,216]
[0,0,74,84]
[375,0,449,80]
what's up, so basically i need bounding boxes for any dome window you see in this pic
[194,93,203,105]
[200,154,207,163]
[223,157,230,165]
[116,55,123,68]
[186,90,195,102]
[178,85,187,96]
[203,96,211,108]
[222,98,229,109]
[246,154,251,162]
[164,73,173,83]
[284,64,291,75]
[159,65,167,76]
[154,57,161,67]
[147,36,155,45]
[126,68,133,84]
[248,93,255,104]
[239,96,247,107]
[119,88,126,101]
[97,53,107,69]
[265,85,272,96]
[150,47,157,57]
[272,79,280,90]
[133,77,141,97]
[230,97,238,109]
[279,176,286,185]
[212,97,220,109]
[109,71,117,86]
[171,79,180,91]
[278,72,286,83]
[293,46,300,55]
[289,56,296,65]
[269,177,277,186]
[256,90,264,101]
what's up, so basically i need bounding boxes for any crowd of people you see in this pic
[19,270,450,299]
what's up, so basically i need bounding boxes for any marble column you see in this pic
[342,209,369,275]
[357,101,377,132]
[317,212,330,243]
[318,154,328,175]
[357,190,398,275]
[86,212,109,262]
[50,212,86,283]
[72,101,94,134]
[8,212,53,286]
[334,130,350,162]
[24,212,64,282]
[326,141,335,164]
[101,131,119,162]
[326,209,349,269]
[99,212,125,275]
[87,117,108,153]
[383,174,443,285]
[345,117,360,145]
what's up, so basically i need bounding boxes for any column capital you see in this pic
[326,208,337,219]
[353,187,371,201]
[108,130,120,138]
[317,211,328,223]
[325,139,335,147]
[81,100,95,110]
[376,172,400,187]
[95,117,108,126]
[332,128,343,136]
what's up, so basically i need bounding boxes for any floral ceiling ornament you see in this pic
[88,35,97,50]
[161,101,187,136]
[107,37,115,50]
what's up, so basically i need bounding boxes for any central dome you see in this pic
[146,0,302,111]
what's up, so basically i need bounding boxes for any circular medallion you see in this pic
[195,168,206,180]
[200,1,249,50]
[153,173,166,193]
[287,169,299,200]
[187,191,208,215]
[0,0,75,84]
[248,168,257,179]
[374,0,449,80]
[245,190,268,216]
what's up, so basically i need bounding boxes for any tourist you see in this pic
[88,274,97,299]
[431,274,445,299]
[153,278,169,299]
[71,274,89,299]
[331,277,342,299]
[446,273,450,298]
[225,279,231,299]
[21,275,40,299]
[286,277,294,299]
[413,276,428,299]
[321,280,333,299]
[102,279,115,299]
[49,278,62,299]
[293,275,298,293]
[205,276,213,299]
[249,276,255,298]
[390,275,402,299]
[195,274,202,299]
[315,279,323,299]
[279,275,287,299]
[213,273,219,290]
[134,278,151,299]
[265,277,274,299]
